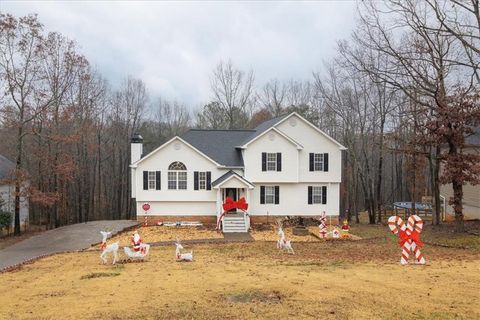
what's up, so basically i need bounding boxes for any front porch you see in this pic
[212,170,255,233]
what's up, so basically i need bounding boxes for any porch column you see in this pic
[216,188,222,218]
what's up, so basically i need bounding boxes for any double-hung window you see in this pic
[312,186,322,204]
[198,172,206,190]
[314,154,324,171]
[148,171,156,190]
[265,186,276,204]
[168,161,187,190]
[266,153,277,171]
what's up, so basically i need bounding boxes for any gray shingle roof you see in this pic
[211,170,254,187]
[239,114,289,146]
[181,129,255,167]
[0,154,15,181]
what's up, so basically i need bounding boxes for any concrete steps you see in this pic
[223,215,247,233]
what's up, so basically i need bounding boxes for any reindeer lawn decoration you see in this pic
[175,239,193,262]
[276,219,294,254]
[99,231,119,264]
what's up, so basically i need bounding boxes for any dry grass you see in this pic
[0,224,479,320]
[106,225,223,246]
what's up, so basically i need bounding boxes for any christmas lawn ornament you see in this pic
[175,240,193,262]
[318,211,328,239]
[276,219,294,254]
[216,196,249,231]
[341,220,350,238]
[123,245,150,260]
[331,228,340,239]
[131,230,148,254]
[99,231,119,264]
[388,215,426,265]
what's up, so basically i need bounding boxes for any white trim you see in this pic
[213,174,255,189]
[238,127,304,149]
[130,136,222,167]
[276,112,347,150]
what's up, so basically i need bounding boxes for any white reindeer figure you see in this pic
[175,240,193,262]
[276,219,294,254]
[99,231,119,264]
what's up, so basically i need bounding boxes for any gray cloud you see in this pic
[1,1,357,108]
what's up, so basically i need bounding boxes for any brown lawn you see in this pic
[0,224,479,320]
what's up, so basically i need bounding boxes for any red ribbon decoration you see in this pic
[398,230,423,247]
[217,197,249,231]
[222,197,249,212]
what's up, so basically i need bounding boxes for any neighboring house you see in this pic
[130,112,346,232]
[440,127,480,221]
[0,154,29,227]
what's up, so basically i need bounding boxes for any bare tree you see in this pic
[209,60,254,129]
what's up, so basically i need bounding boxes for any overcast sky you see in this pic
[1,1,357,108]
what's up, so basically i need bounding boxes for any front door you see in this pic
[225,188,237,213]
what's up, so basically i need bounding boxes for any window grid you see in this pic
[199,172,206,190]
[314,153,324,171]
[168,172,177,190]
[265,186,275,204]
[312,186,322,204]
[148,171,156,190]
[266,153,277,171]
[178,172,187,190]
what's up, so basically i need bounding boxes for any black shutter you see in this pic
[277,153,282,171]
[194,171,199,190]
[309,153,314,171]
[206,171,211,190]
[155,171,161,190]
[143,171,148,190]
[322,186,327,204]
[308,186,313,204]
[274,186,279,204]
[262,152,267,171]
[323,153,329,172]
[260,186,265,204]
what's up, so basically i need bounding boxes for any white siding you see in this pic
[276,114,342,183]
[249,183,340,216]
[137,201,215,216]
[0,184,29,226]
[243,130,299,182]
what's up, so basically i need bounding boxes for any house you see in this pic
[0,154,29,228]
[440,127,480,220]
[130,112,346,232]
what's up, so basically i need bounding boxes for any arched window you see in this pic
[168,161,187,190]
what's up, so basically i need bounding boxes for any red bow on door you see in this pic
[223,197,249,212]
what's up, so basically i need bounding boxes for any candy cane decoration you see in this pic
[406,215,426,265]
[318,211,328,239]
[388,215,425,265]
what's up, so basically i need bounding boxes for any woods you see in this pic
[0,0,479,235]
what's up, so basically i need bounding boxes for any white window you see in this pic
[266,153,277,171]
[168,161,187,190]
[178,172,187,190]
[265,186,275,204]
[314,153,324,171]
[148,171,156,190]
[312,186,322,204]
[198,172,206,190]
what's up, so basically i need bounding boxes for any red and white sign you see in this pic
[142,203,151,211]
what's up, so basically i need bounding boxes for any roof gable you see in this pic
[238,127,303,149]
[131,136,222,167]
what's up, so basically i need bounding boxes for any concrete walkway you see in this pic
[0,220,138,271]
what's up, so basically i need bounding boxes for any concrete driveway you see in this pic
[0,220,138,271]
